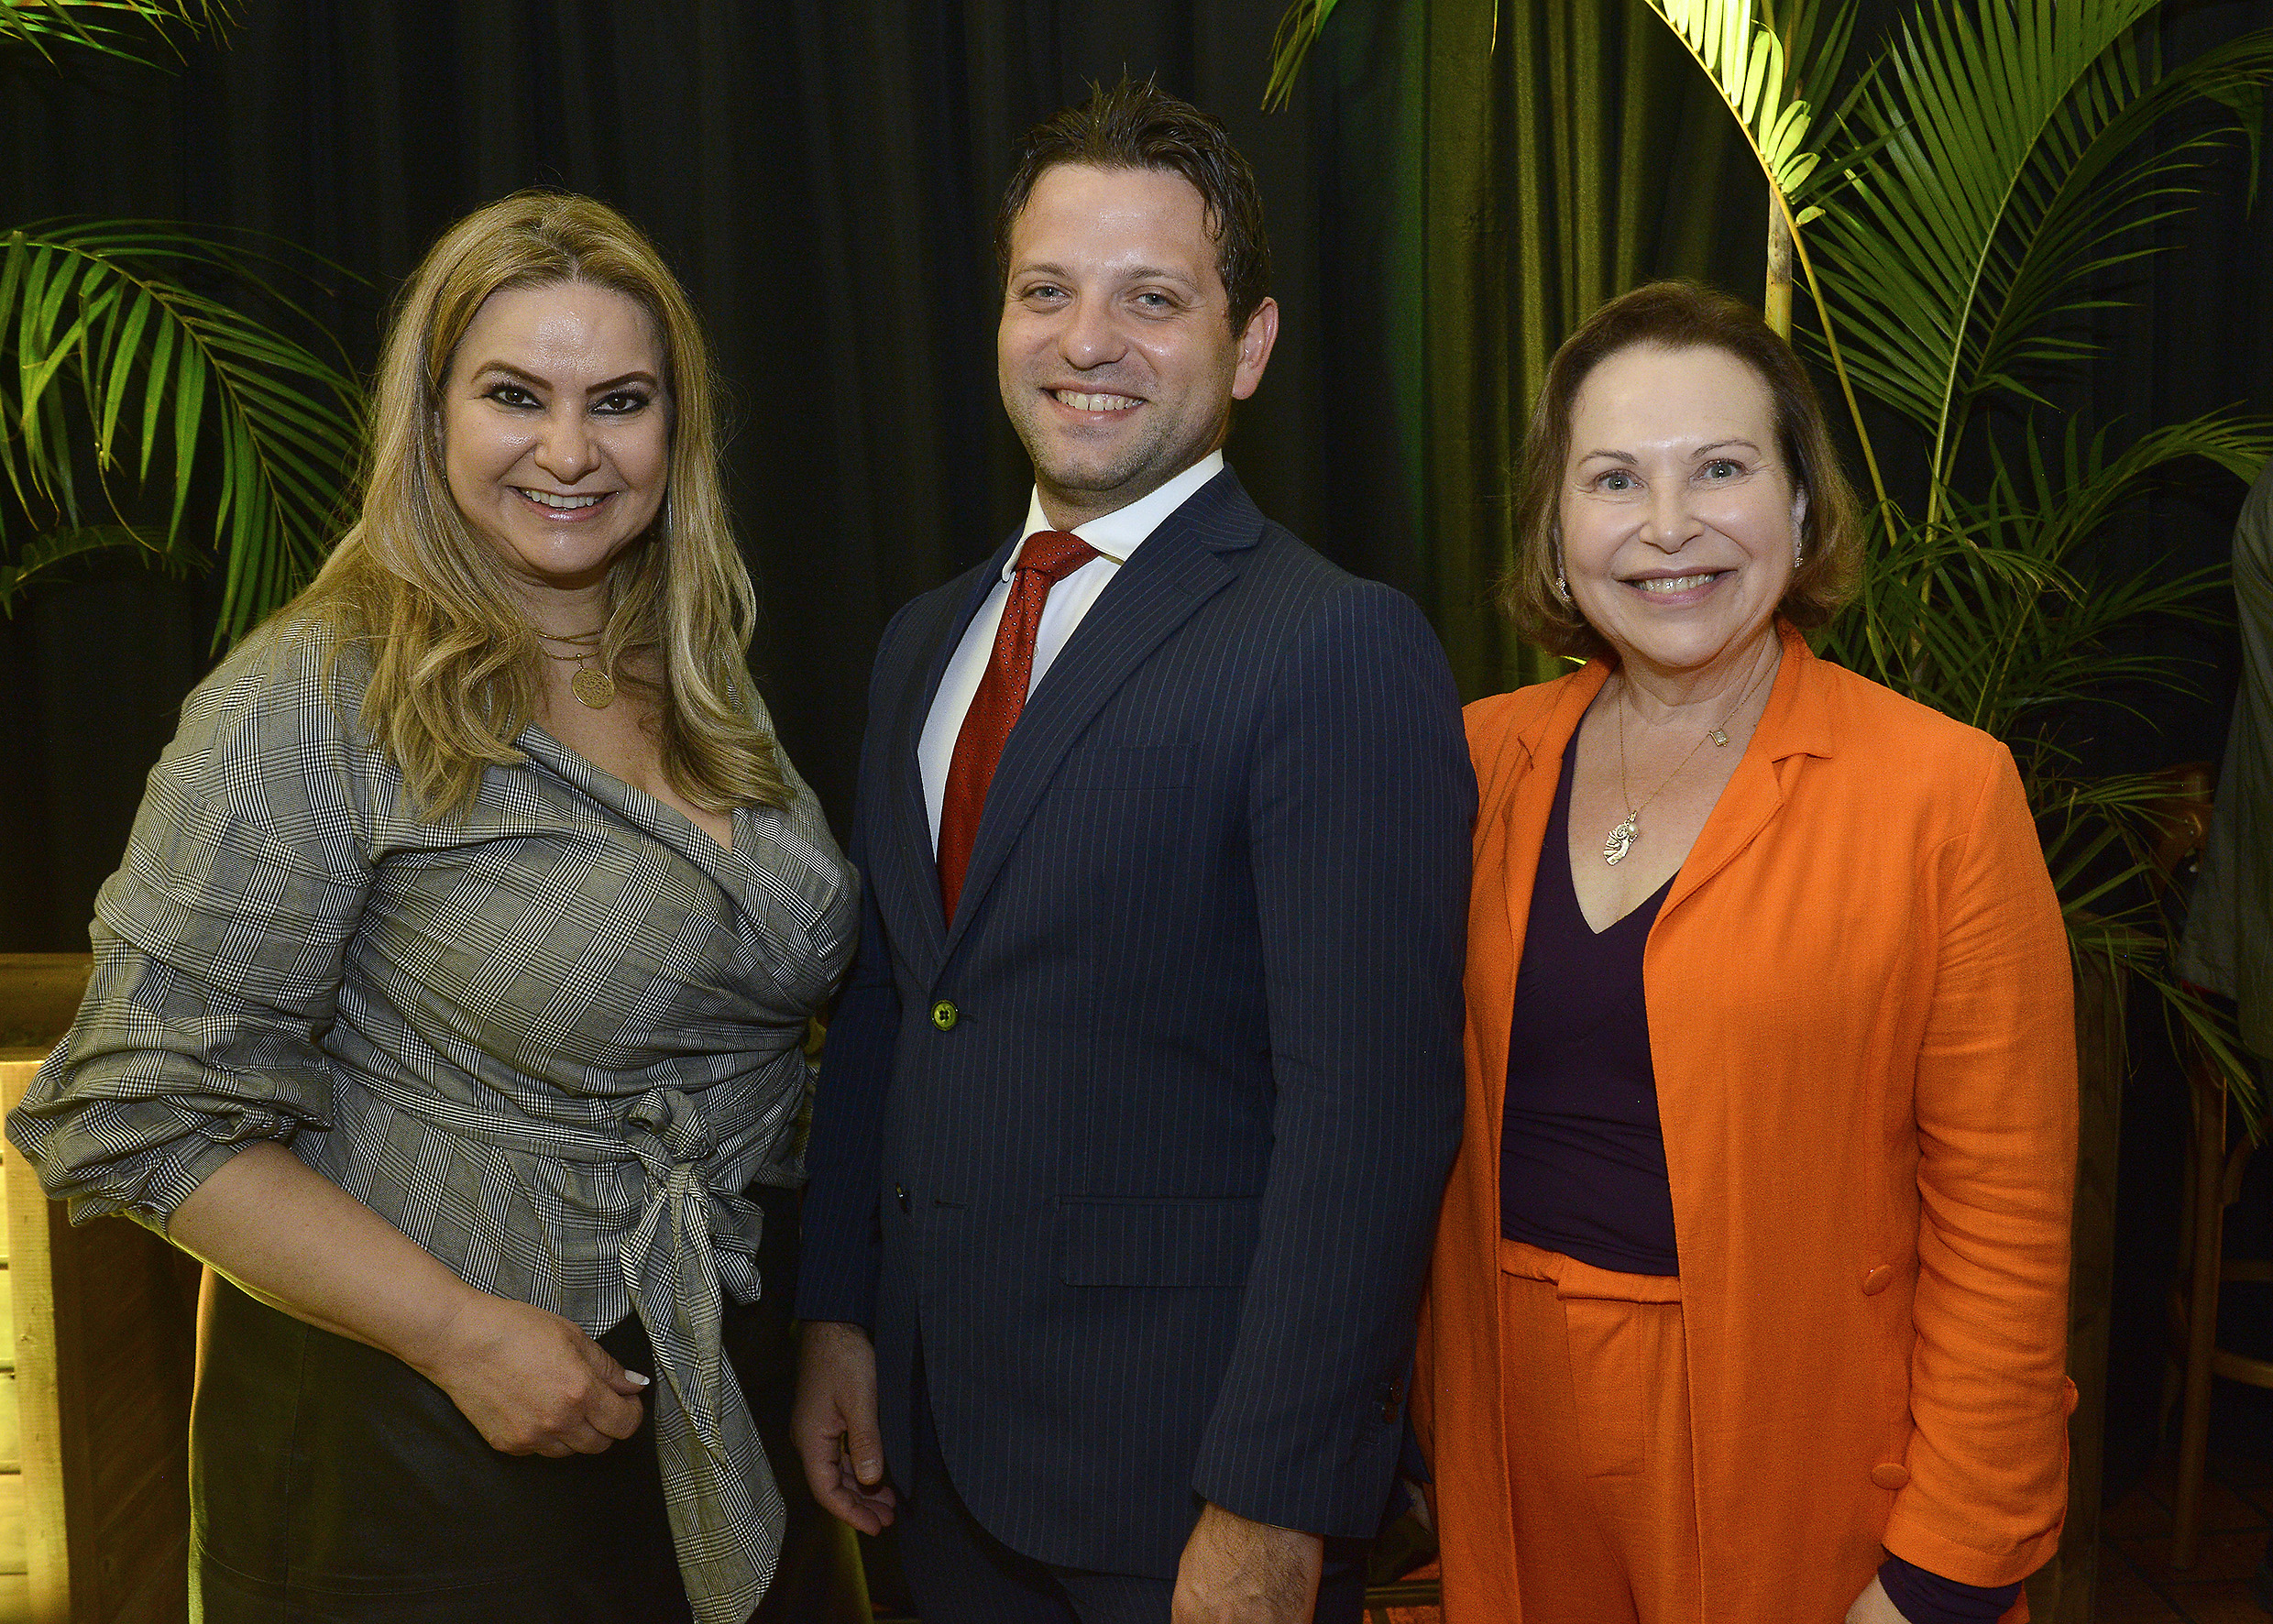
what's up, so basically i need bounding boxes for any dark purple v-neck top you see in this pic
[1499,743,1678,1275]
[1498,746,2020,1623]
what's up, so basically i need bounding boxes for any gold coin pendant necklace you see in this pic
[1602,649,1779,867]
[538,627,616,709]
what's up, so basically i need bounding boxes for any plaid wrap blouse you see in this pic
[7,621,858,1624]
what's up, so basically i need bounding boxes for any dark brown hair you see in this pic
[1502,280,1863,659]
[994,76,1272,333]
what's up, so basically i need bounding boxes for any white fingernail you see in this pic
[626,1370,652,1388]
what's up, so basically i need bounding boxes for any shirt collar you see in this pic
[1007,451,1226,578]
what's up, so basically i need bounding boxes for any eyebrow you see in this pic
[1120,264,1200,287]
[1575,438,1762,465]
[468,360,662,395]
[1009,260,1202,290]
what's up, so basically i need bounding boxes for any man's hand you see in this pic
[1172,1501,1323,1624]
[793,1320,898,1532]
[1847,1575,1913,1624]
[411,1289,648,1457]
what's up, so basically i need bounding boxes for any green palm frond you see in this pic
[0,0,228,63]
[0,521,198,607]
[1810,3,2273,505]
[1264,0,1340,112]
[0,221,362,641]
[1822,415,2270,731]
[1648,0,1859,208]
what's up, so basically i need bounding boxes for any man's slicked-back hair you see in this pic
[994,75,1272,333]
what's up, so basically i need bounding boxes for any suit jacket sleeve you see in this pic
[1883,742,2078,1586]
[1188,579,1474,1536]
[795,607,914,1331]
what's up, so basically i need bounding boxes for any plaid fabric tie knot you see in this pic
[938,528,1098,921]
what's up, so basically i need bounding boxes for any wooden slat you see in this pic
[2,1058,74,1624]
[0,1472,22,1577]
[0,1372,20,1475]
[0,961,91,1054]
[4,1025,193,1624]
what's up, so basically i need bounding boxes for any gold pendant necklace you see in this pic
[569,664,617,708]
[1603,649,1779,866]
[538,628,616,709]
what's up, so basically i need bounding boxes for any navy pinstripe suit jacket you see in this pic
[797,468,1473,1577]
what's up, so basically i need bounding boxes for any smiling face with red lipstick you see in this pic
[1558,342,1803,687]
[997,162,1279,530]
[442,280,668,621]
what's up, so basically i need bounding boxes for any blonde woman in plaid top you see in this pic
[6,193,855,1624]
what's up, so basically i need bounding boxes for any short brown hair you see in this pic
[1502,280,1863,659]
[994,77,1271,333]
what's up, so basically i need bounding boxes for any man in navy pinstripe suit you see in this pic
[794,81,1473,1624]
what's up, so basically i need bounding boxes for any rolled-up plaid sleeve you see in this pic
[7,632,372,1232]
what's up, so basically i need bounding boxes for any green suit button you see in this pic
[930,1000,959,1031]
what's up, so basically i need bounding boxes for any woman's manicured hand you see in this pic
[415,1289,648,1456]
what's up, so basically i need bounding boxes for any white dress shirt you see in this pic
[918,451,1226,849]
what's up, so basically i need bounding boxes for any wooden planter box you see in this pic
[0,954,199,1624]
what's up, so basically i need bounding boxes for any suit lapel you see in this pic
[874,541,1017,982]
[940,471,1260,959]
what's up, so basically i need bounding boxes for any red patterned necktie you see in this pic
[938,529,1099,921]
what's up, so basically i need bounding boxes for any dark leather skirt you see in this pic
[192,1273,703,1622]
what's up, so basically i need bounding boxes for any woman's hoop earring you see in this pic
[1555,573,1571,604]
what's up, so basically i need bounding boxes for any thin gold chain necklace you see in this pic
[536,628,615,709]
[1602,649,1779,866]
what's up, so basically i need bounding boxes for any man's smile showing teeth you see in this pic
[1052,390,1140,412]
[516,488,605,510]
[1631,571,1721,594]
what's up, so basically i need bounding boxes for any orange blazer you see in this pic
[1418,625,2077,1623]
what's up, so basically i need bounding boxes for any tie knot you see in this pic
[1016,529,1098,585]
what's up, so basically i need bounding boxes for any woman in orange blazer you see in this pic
[1416,283,2076,1624]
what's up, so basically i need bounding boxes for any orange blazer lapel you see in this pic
[1661,624,1839,923]
[1466,663,1606,1166]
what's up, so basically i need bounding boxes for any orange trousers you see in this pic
[1496,1237,1702,1624]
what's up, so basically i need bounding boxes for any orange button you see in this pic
[1861,1265,1894,1295]
[1870,1463,1910,1491]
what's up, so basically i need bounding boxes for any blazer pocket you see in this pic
[1057,1195,1261,1287]
[1060,744,1194,790]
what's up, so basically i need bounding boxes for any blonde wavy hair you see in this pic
[291,190,785,818]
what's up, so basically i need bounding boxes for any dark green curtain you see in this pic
[0,0,1384,949]
[0,0,1755,949]
[1312,0,1757,697]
